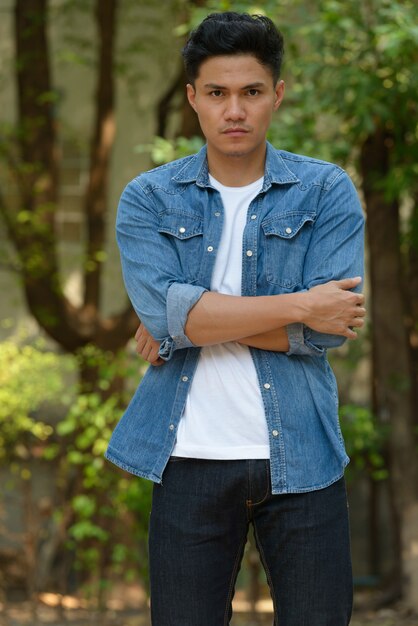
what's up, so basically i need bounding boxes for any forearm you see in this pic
[185,291,305,346]
[185,277,364,347]
[135,276,364,363]
[237,326,289,352]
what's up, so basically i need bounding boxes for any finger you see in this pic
[335,277,362,290]
[354,304,366,314]
[351,294,365,306]
[348,307,365,320]
[135,332,147,350]
[151,358,165,367]
[136,338,147,355]
[350,317,364,328]
[342,291,364,305]
[345,327,358,339]
[143,345,155,362]
[134,324,143,341]
[149,345,161,362]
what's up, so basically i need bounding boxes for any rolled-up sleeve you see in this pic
[286,323,346,357]
[116,178,207,361]
[286,169,365,357]
[159,282,207,360]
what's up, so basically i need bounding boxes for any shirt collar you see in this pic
[172,141,300,190]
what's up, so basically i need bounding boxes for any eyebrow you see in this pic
[203,82,266,90]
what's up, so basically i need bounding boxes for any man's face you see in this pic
[186,54,284,161]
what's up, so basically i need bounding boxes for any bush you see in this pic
[0,338,152,603]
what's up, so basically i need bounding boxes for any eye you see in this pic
[210,90,224,97]
[247,89,259,96]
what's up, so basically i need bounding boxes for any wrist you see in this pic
[289,291,310,324]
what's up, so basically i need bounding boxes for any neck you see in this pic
[207,143,266,187]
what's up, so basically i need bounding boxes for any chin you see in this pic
[222,149,251,158]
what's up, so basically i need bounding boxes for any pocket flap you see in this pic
[158,210,203,240]
[262,213,315,239]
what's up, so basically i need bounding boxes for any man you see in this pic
[105,12,365,626]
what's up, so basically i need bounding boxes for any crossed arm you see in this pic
[135,277,365,366]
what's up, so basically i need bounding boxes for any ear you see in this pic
[186,83,197,112]
[273,80,285,111]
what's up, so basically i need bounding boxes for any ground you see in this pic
[0,592,417,626]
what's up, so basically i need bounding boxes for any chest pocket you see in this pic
[158,209,204,282]
[261,212,315,288]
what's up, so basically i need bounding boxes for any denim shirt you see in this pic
[105,142,364,494]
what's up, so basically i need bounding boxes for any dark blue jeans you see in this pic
[149,458,353,625]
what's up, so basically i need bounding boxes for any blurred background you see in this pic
[0,1,417,624]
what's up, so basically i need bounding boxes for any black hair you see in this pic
[182,12,284,85]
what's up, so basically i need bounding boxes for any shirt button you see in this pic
[285,227,292,234]
[207,246,214,252]
[246,250,253,257]
[263,383,271,389]
[182,376,189,382]
[272,430,279,437]
[214,211,221,217]
[178,226,186,234]
[169,424,175,431]
[250,214,257,220]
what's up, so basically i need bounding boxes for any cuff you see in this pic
[158,282,208,361]
[286,323,325,357]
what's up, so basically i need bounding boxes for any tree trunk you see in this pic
[6,0,139,361]
[6,0,205,365]
[360,127,418,609]
[155,0,209,142]
[406,198,418,432]
[156,64,204,141]
[83,0,117,314]
[13,0,82,348]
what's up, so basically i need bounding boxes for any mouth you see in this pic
[222,128,250,136]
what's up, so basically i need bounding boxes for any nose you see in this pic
[224,96,245,121]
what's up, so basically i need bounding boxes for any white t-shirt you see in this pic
[171,175,270,460]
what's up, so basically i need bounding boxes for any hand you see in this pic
[303,277,366,339]
[134,323,165,366]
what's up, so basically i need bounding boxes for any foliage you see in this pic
[0,337,390,596]
[1,0,417,604]
[135,135,205,165]
[340,404,388,482]
[269,0,418,185]
[0,338,152,598]
[182,0,418,196]
[0,339,74,463]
